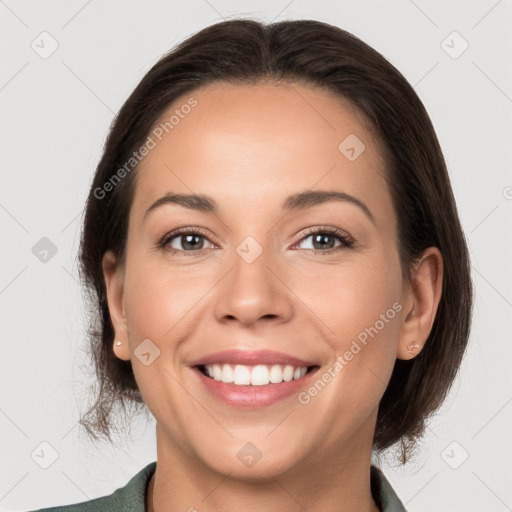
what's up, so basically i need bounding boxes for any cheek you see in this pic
[292,250,402,342]
[297,260,402,407]
[121,253,189,415]
[330,253,402,386]
[124,269,171,337]
[122,245,190,338]
[289,252,403,412]
[291,256,402,448]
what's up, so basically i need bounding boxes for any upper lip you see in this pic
[189,349,317,368]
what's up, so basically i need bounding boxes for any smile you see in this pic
[193,364,320,408]
[198,363,317,386]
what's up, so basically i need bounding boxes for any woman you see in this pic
[33,17,472,512]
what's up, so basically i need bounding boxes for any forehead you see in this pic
[132,81,389,221]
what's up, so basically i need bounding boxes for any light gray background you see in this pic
[1,1,511,511]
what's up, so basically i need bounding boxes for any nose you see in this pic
[213,239,294,328]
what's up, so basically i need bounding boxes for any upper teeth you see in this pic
[204,364,308,386]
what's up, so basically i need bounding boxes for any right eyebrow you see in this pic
[143,192,217,222]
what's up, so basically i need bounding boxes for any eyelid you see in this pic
[158,226,217,251]
[158,225,355,254]
[293,225,355,248]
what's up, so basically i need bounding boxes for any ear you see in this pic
[397,247,443,360]
[102,250,130,362]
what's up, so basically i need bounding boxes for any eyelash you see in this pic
[158,226,355,256]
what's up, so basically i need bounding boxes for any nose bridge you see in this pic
[213,230,293,325]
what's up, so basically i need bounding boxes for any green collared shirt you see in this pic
[32,462,407,511]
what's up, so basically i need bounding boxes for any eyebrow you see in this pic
[143,189,375,224]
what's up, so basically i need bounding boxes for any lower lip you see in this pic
[192,366,319,408]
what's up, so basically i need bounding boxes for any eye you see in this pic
[158,226,355,256]
[293,226,354,253]
[159,227,216,254]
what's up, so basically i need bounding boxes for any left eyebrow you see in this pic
[143,189,375,225]
[282,189,375,224]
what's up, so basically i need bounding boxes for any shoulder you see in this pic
[29,461,157,512]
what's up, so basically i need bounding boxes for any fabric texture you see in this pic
[31,461,407,511]
[371,465,408,512]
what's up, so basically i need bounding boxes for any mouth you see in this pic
[196,363,320,386]
[192,363,321,408]
[189,348,321,408]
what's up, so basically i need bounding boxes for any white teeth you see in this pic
[203,363,309,385]
[222,364,233,383]
[250,365,269,386]
[233,365,251,385]
[213,364,222,381]
[269,364,283,383]
[282,365,294,382]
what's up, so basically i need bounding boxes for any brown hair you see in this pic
[78,18,473,464]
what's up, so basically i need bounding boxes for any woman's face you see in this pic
[106,82,414,477]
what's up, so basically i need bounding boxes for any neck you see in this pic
[148,477,379,512]
[147,415,380,512]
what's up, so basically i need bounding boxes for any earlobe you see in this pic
[102,250,130,361]
[113,339,130,361]
[397,247,443,360]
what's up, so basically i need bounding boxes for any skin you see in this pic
[102,81,443,512]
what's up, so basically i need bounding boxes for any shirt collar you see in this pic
[371,464,408,511]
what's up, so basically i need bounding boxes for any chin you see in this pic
[192,438,307,481]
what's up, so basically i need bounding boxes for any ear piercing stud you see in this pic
[407,341,419,352]
[115,340,123,346]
